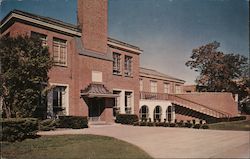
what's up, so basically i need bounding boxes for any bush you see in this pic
[1,118,38,142]
[169,123,176,127]
[115,114,138,125]
[228,116,246,122]
[177,120,185,127]
[206,116,247,124]
[201,124,209,129]
[184,122,193,128]
[155,122,164,127]
[164,122,170,127]
[39,119,59,131]
[133,121,140,126]
[57,116,88,129]
[148,122,154,127]
[193,124,201,129]
[139,122,147,126]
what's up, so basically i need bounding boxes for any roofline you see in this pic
[1,10,143,53]
[140,67,185,83]
[108,37,143,54]
[1,10,81,36]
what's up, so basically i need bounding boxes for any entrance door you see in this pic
[88,98,104,121]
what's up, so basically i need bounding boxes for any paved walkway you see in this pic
[38,124,250,158]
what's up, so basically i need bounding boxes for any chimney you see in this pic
[77,0,108,54]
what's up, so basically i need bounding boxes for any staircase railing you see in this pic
[140,91,232,118]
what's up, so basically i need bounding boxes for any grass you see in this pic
[1,134,152,159]
[208,120,250,131]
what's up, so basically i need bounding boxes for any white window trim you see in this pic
[50,83,69,115]
[53,38,67,67]
[113,88,134,114]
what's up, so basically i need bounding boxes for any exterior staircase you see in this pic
[140,92,232,119]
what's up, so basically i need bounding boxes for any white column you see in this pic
[120,90,125,114]
[171,105,175,123]
[149,104,154,122]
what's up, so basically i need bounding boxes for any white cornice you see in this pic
[1,13,82,36]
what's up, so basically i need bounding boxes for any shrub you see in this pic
[228,116,246,122]
[206,116,247,124]
[133,121,139,126]
[201,124,209,129]
[193,124,201,129]
[139,122,147,126]
[115,114,138,125]
[148,122,154,127]
[39,119,59,131]
[1,118,38,142]
[164,122,170,127]
[177,120,185,127]
[155,122,164,127]
[169,123,176,127]
[184,122,193,128]
[57,116,88,129]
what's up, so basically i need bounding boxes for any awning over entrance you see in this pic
[81,83,118,98]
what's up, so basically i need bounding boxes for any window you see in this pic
[113,90,121,116]
[164,83,170,94]
[52,86,66,109]
[175,85,182,94]
[154,106,162,122]
[150,81,157,93]
[124,55,132,76]
[139,105,149,120]
[139,79,143,91]
[113,52,121,75]
[53,38,67,66]
[31,31,47,46]
[125,91,132,114]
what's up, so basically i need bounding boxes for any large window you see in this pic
[175,85,182,94]
[139,79,143,91]
[154,106,162,122]
[125,91,132,114]
[31,31,47,46]
[113,90,121,116]
[52,86,66,110]
[113,52,121,75]
[150,81,157,93]
[139,105,149,120]
[124,55,132,76]
[164,83,170,94]
[53,38,67,66]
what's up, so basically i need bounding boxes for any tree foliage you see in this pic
[0,35,53,118]
[186,41,249,100]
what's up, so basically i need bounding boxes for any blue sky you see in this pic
[1,0,249,84]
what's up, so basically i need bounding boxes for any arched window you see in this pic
[139,105,149,119]
[167,106,172,122]
[154,106,162,122]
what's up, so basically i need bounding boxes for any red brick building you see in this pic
[1,0,238,123]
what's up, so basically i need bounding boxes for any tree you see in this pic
[186,41,249,101]
[0,35,53,118]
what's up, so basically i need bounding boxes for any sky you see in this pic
[1,0,249,84]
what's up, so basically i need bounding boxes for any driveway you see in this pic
[38,124,250,158]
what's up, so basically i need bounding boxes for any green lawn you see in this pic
[1,134,152,159]
[208,120,250,131]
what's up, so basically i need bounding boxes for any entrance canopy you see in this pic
[81,83,118,98]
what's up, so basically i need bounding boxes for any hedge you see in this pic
[57,116,88,129]
[39,119,59,131]
[206,116,247,124]
[1,118,38,142]
[115,114,139,125]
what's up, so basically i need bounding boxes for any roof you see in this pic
[1,10,81,36]
[1,9,142,52]
[140,67,185,83]
[81,83,118,98]
[175,92,238,116]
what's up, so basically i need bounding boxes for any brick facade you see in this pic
[1,0,239,123]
